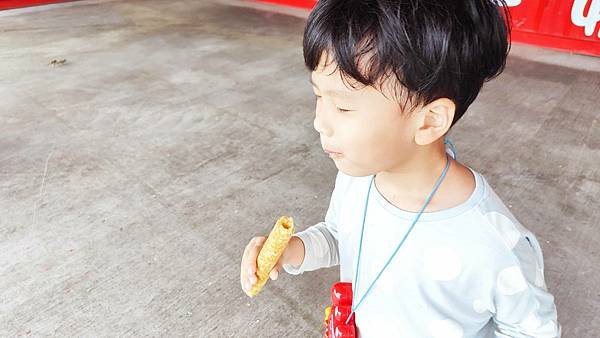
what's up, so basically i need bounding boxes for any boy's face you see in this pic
[310,53,419,177]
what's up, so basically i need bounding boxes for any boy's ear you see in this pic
[414,98,455,146]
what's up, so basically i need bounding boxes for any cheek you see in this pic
[340,122,392,163]
[338,121,375,153]
[362,121,409,159]
[361,119,399,147]
[334,123,406,176]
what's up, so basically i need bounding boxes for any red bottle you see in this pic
[323,282,356,338]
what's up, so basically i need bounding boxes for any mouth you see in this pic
[323,148,343,159]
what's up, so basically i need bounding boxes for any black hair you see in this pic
[303,0,512,126]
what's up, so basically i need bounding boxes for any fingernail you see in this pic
[248,267,253,274]
[271,271,278,280]
[250,276,257,284]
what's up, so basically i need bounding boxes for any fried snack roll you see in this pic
[248,216,295,297]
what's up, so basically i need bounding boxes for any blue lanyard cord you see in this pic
[347,152,453,324]
[444,137,457,161]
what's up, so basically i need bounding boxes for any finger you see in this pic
[242,237,267,292]
[242,237,259,262]
[269,269,279,281]
[242,282,252,297]
[270,262,282,281]
[241,238,260,290]
[243,236,265,256]
[242,237,263,272]
[241,245,252,279]
[241,268,255,293]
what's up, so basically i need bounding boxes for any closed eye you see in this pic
[314,94,352,112]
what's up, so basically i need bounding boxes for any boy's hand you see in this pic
[240,236,283,296]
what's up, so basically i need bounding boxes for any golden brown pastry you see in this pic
[248,216,295,297]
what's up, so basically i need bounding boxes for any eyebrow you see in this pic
[309,77,353,97]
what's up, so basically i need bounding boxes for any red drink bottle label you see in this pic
[331,282,353,306]
[325,282,356,338]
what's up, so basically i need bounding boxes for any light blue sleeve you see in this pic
[282,171,347,275]
[492,234,561,337]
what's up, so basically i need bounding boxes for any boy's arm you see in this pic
[492,235,561,337]
[281,171,348,275]
[279,235,305,267]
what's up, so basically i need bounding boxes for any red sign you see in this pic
[507,0,600,56]
[0,0,78,11]
[257,0,600,57]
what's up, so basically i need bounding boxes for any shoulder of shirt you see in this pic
[475,173,532,227]
[469,170,539,256]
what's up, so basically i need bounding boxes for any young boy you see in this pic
[240,0,560,336]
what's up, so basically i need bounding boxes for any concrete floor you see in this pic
[0,0,598,337]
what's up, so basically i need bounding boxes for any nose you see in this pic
[313,105,333,137]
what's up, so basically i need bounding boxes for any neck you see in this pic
[375,140,449,204]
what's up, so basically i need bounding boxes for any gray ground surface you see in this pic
[1,0,598,337]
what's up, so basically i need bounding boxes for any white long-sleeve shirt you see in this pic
[283,164,560,337]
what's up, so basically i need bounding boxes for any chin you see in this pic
[334,159,375,178]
